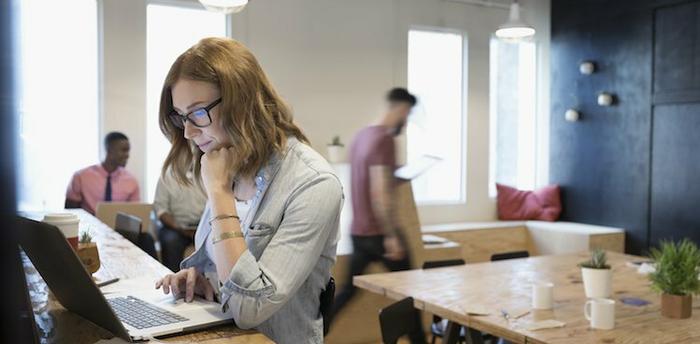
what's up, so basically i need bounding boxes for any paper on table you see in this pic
[637,262,656,275]
[422,234,449,244]
[100,276,162,295]
[506,307,530,319]
[523,319,566,331]
[459,304,491,316]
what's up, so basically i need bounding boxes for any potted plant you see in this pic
[579,249,612,298]
[77,229,101,274]
[327,135,345,163]
[649,239,700,319]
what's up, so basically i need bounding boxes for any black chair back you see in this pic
[114,212,142,244]
[422,259,466,270]
[379,297,427,344]
[490,250,530,261]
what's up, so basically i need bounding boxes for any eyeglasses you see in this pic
[169,98,222,129]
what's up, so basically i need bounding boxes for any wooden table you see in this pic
[21,209,272,344]
[354,251,700,344]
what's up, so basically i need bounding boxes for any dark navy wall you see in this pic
[550,0,700,254]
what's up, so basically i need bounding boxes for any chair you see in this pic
[422,259,465,270]
[95,202,155,239]
[96,202,157,253]
[378,297,427,344]
[114,212,142,244]
[490,251,530,261]
[114,212,157,259]
[422,259,471,344]
[487,250,530,344]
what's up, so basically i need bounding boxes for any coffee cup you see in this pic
[532,281,554,310]
[584,298,615,330]
[43,213,80,250]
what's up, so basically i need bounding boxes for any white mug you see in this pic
[532,282,554,310]
[43,213,80,250]
[585,298,615,330]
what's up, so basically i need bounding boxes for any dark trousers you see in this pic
[158,225,194,272]
[333,235,412,319]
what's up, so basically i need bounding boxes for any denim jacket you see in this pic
[181,137,343,343]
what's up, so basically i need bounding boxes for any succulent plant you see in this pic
[79,229,93,244]
[579,249,610,269]
[328,135,344,147]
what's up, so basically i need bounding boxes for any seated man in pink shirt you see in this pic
[65,132,156,257]
[65,131,140,214]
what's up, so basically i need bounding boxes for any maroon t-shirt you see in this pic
[349,126,396,236]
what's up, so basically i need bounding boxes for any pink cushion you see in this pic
[496,183,562,221]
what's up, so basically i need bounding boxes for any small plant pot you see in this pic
[581,267,612,298]
[661,293,692,319]
[327,145,345,163]
[77,242,101,274]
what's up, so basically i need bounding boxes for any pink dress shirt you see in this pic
[65,164,140,215]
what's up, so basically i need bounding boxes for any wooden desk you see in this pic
[21,209,271,344]
[354,251,700,344]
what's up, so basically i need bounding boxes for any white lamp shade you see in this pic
[495,2,536,41]
[495,24,536,41]
[199,0,248,14]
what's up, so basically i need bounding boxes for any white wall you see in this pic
[99,0,550,224]
[100,0,148,197]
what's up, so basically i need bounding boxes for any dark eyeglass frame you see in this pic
[169,98,222,129]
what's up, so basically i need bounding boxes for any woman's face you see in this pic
[171,78,230,153]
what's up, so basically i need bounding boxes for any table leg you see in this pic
[465,327,485,344]
[443,321,461,344]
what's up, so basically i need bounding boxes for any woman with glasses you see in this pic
[154,37,343,343]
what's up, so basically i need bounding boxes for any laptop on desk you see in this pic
[16,216,233,342]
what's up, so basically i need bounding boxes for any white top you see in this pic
[204,200,251,262]
[153,172,208,228]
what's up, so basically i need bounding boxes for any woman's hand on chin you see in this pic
[201,146,237,198]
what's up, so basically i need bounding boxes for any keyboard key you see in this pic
[107,296,189,330]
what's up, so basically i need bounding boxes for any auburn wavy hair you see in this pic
[159,37,308,186]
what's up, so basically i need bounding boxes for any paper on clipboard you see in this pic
[394,155,442,180]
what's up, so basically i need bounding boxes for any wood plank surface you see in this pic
[21,209,271,344]
[355,251,700,344]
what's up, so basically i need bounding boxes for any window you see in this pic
[146,4,227,201]
[407,29,467,204]
[489,38,537,196]
[18,0,98,211]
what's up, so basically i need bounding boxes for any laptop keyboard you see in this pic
[108,296,189,329]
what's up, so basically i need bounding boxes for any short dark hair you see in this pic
[386,87,417,106]
[104,131,129,150]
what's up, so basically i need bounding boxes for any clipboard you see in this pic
[394,154,442,180]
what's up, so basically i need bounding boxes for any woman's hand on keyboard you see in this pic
[155,267,215,303]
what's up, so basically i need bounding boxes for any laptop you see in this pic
[16,216,233,342]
